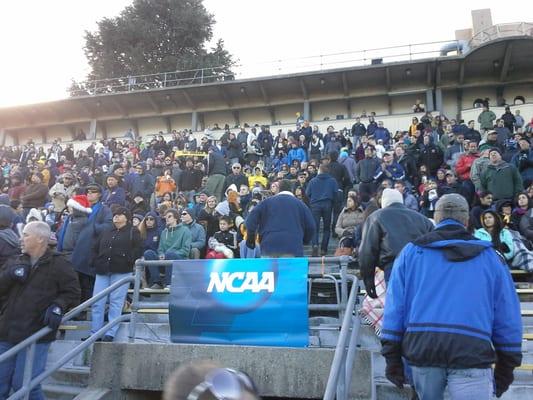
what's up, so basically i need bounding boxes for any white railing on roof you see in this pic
[468,22,533,48]
[70,39,461,97]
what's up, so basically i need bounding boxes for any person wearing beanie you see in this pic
[480,147,523,201]
[0,204,19,267]
[381,194,522,398]
[21,172,48,219]
[48,172,78,212]
[358,187,433,293]
[88,204,142,342]
[57,195,93,257]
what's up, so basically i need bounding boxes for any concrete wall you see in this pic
[169,114,191,131]
[461,87,497,109]
[106,120,133,138]
[312,99,347,121]
[137,117,166,136]
[275,103,301,124]
[239,107,272,127]
[203,110,235,129]
[88,343,372,400]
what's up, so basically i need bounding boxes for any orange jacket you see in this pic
[155,176,176,197]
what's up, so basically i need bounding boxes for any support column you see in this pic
[425,89,434,112]
[268,107,276,125]
[0,129,6,146]
[435,88,443,113]
[100,121,108,140]
[303,100,311,121]
[164,116,172,133]
[346,99,352,119]
[89,119,97,140]
[192,111,199,132]
[39,128,47,144]
[387,96,392,115]
[456,89,463,122]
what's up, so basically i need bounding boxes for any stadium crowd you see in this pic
[0,106,531,329]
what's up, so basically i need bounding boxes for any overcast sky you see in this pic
[0,0,531,108]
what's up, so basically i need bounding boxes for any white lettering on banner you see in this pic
[207,272,275,293]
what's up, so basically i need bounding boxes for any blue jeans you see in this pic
[0,341,50,400]
[311,201,332,252]
[144,250,181,286]
[91,273,131,338]
[411,366,493,400]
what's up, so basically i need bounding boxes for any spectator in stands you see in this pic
[417,135,444,177]
[381,194,522,398]
[494,119,512,148]
[477,105,497,134]
[56,195,93,257]
[21,172,48,219]
[339,150,356,184]
[0,221,80,399]
[464,120,481,143]
[205,146,227,202]
[7,174,25,202]
[375,152,405,184]
[367,115,378,136]
[155,169,177,201]
[179,209,205,259]
[359,188,433,294]
[514,110,524,132]
[501,106,516,132]
[127,163,155,203]
[474,210,514,261]
[374,121,391,147]
[351,117,366,146]
[355,145,380,201]
[510,192,531,231]
[90,207,142,343]
[197,196,220,240]
[394,145,418,186]
[223,162,248,193]
[0,205,19,267]
[455,141,479,201]
[412,99,425,113]
[206,215,238,259]
[245,179,315,257]
[470,191,494,230]
[71,183,112,304]
[178,158,203,202]
[394,180,418,211]
[445,133,465,168]
[335,193,364,244]
[102,175,126,207]
[511,137,533,187]
[308,133,324,161]
[306,164,338,256]
[480,148,523,201]
[144,208,191,289]
[49,172,77,212]
[408,117,424,137]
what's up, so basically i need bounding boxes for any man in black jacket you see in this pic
[205,146,227,202]
[358,188,433,296]
[327,151,352,236]
[0,221,80,399]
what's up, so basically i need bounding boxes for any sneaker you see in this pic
[320,249,327,256]
[148,283,163,290]
[311,246,319,257]
[101,335,114,342]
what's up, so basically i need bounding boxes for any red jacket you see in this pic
[455,153,479,181]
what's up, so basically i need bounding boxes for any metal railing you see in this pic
[0,256,360,400]
[70,39,461,97]
[468,22,533,48]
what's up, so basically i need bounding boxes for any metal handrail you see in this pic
[468,21,533,48]
[0,274,134,400]
[70,39,460,97]
[323,274,361,400]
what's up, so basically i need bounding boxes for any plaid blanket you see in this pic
[509,229,533,272]
[359,269,387,336]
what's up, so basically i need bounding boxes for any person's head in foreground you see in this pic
[163,360,260,400]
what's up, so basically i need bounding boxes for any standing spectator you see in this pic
[0,205,19,267]
[374,121,391,147]
[224,163,248,193]
[394,146,418,186]
[21,172,48,218]
[57,195,93,257]
[179,209,206,259]
[359,188,433,293]
[71,183,113,304]
[494,119,512,148]
[90,207,142,342]
[412,99,425,113]
[178,158,203,202]
[287,142,307,166]
[327,151,352,234]
[306,164,338,257]
[308,133,324,161]
[48,172,78,212]
[477,105,497,134]
[245,179,315,257]
[501,106,516,132]
[155,169,177,201]
[144,208,191,289]
[418,135,444,177]
[339,150,357,184]
[514,110,525,132]
[355,145,381,201]
[381,194,522,399]
[205,146,227,202]
[511,137,533,187]
[375,152,405,183]
[480,148,523,201]
[351,117,366,146]
[102,175,126,207]
[0,222,80,399]
[470,148,491,192]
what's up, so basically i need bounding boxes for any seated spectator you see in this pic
[102,175,126,207]
[412,99,425,113]
[420,179,439,219]
[248,166,268,189]
[206,216,238,259]
[510,192,531,232]
[144,208,192,289]
[469,191,494,230]
[197,196,220,240]
[179,208,206,259]
[474,210,514,261]
[335,194,364,246]
[155,169,177,200]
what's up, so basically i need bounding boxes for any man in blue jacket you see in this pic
[381,194,522,399]
[305,164,338,256]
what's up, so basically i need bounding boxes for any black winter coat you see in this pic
[0,251,80,343]
[93,224,142,275]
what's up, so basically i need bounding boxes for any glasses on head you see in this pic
[186,368,258,400]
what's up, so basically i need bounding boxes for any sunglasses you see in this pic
[181,212,189,216]
[232,166,241,170]
[187,368,258,400]
[87,190,99,194]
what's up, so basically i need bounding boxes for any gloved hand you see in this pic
[363,275,378,299]
[494,363,514,397]
[9,264,30,283]
[246,233,256,250]
[385,359,405,389]
[43,304,63,331]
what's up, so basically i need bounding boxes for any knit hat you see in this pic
[434,194,469,224]
[86,183,103,193]
[67,195,93,214]
[26,208,43,223]
[381,188,403,208]
[113,206,132,221]
[225,184,238,197]
[488,147,502,157]
[0,204,15,228]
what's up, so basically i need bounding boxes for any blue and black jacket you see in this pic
[381,219,522,370]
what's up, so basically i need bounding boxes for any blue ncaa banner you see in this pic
[169,258,308,347]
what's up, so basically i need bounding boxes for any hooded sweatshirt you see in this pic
[158,223,192,259]
[0,228,20,267]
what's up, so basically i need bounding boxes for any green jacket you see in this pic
[477,110,497,130]
[158,224,192,259]
[480,161,523,200]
